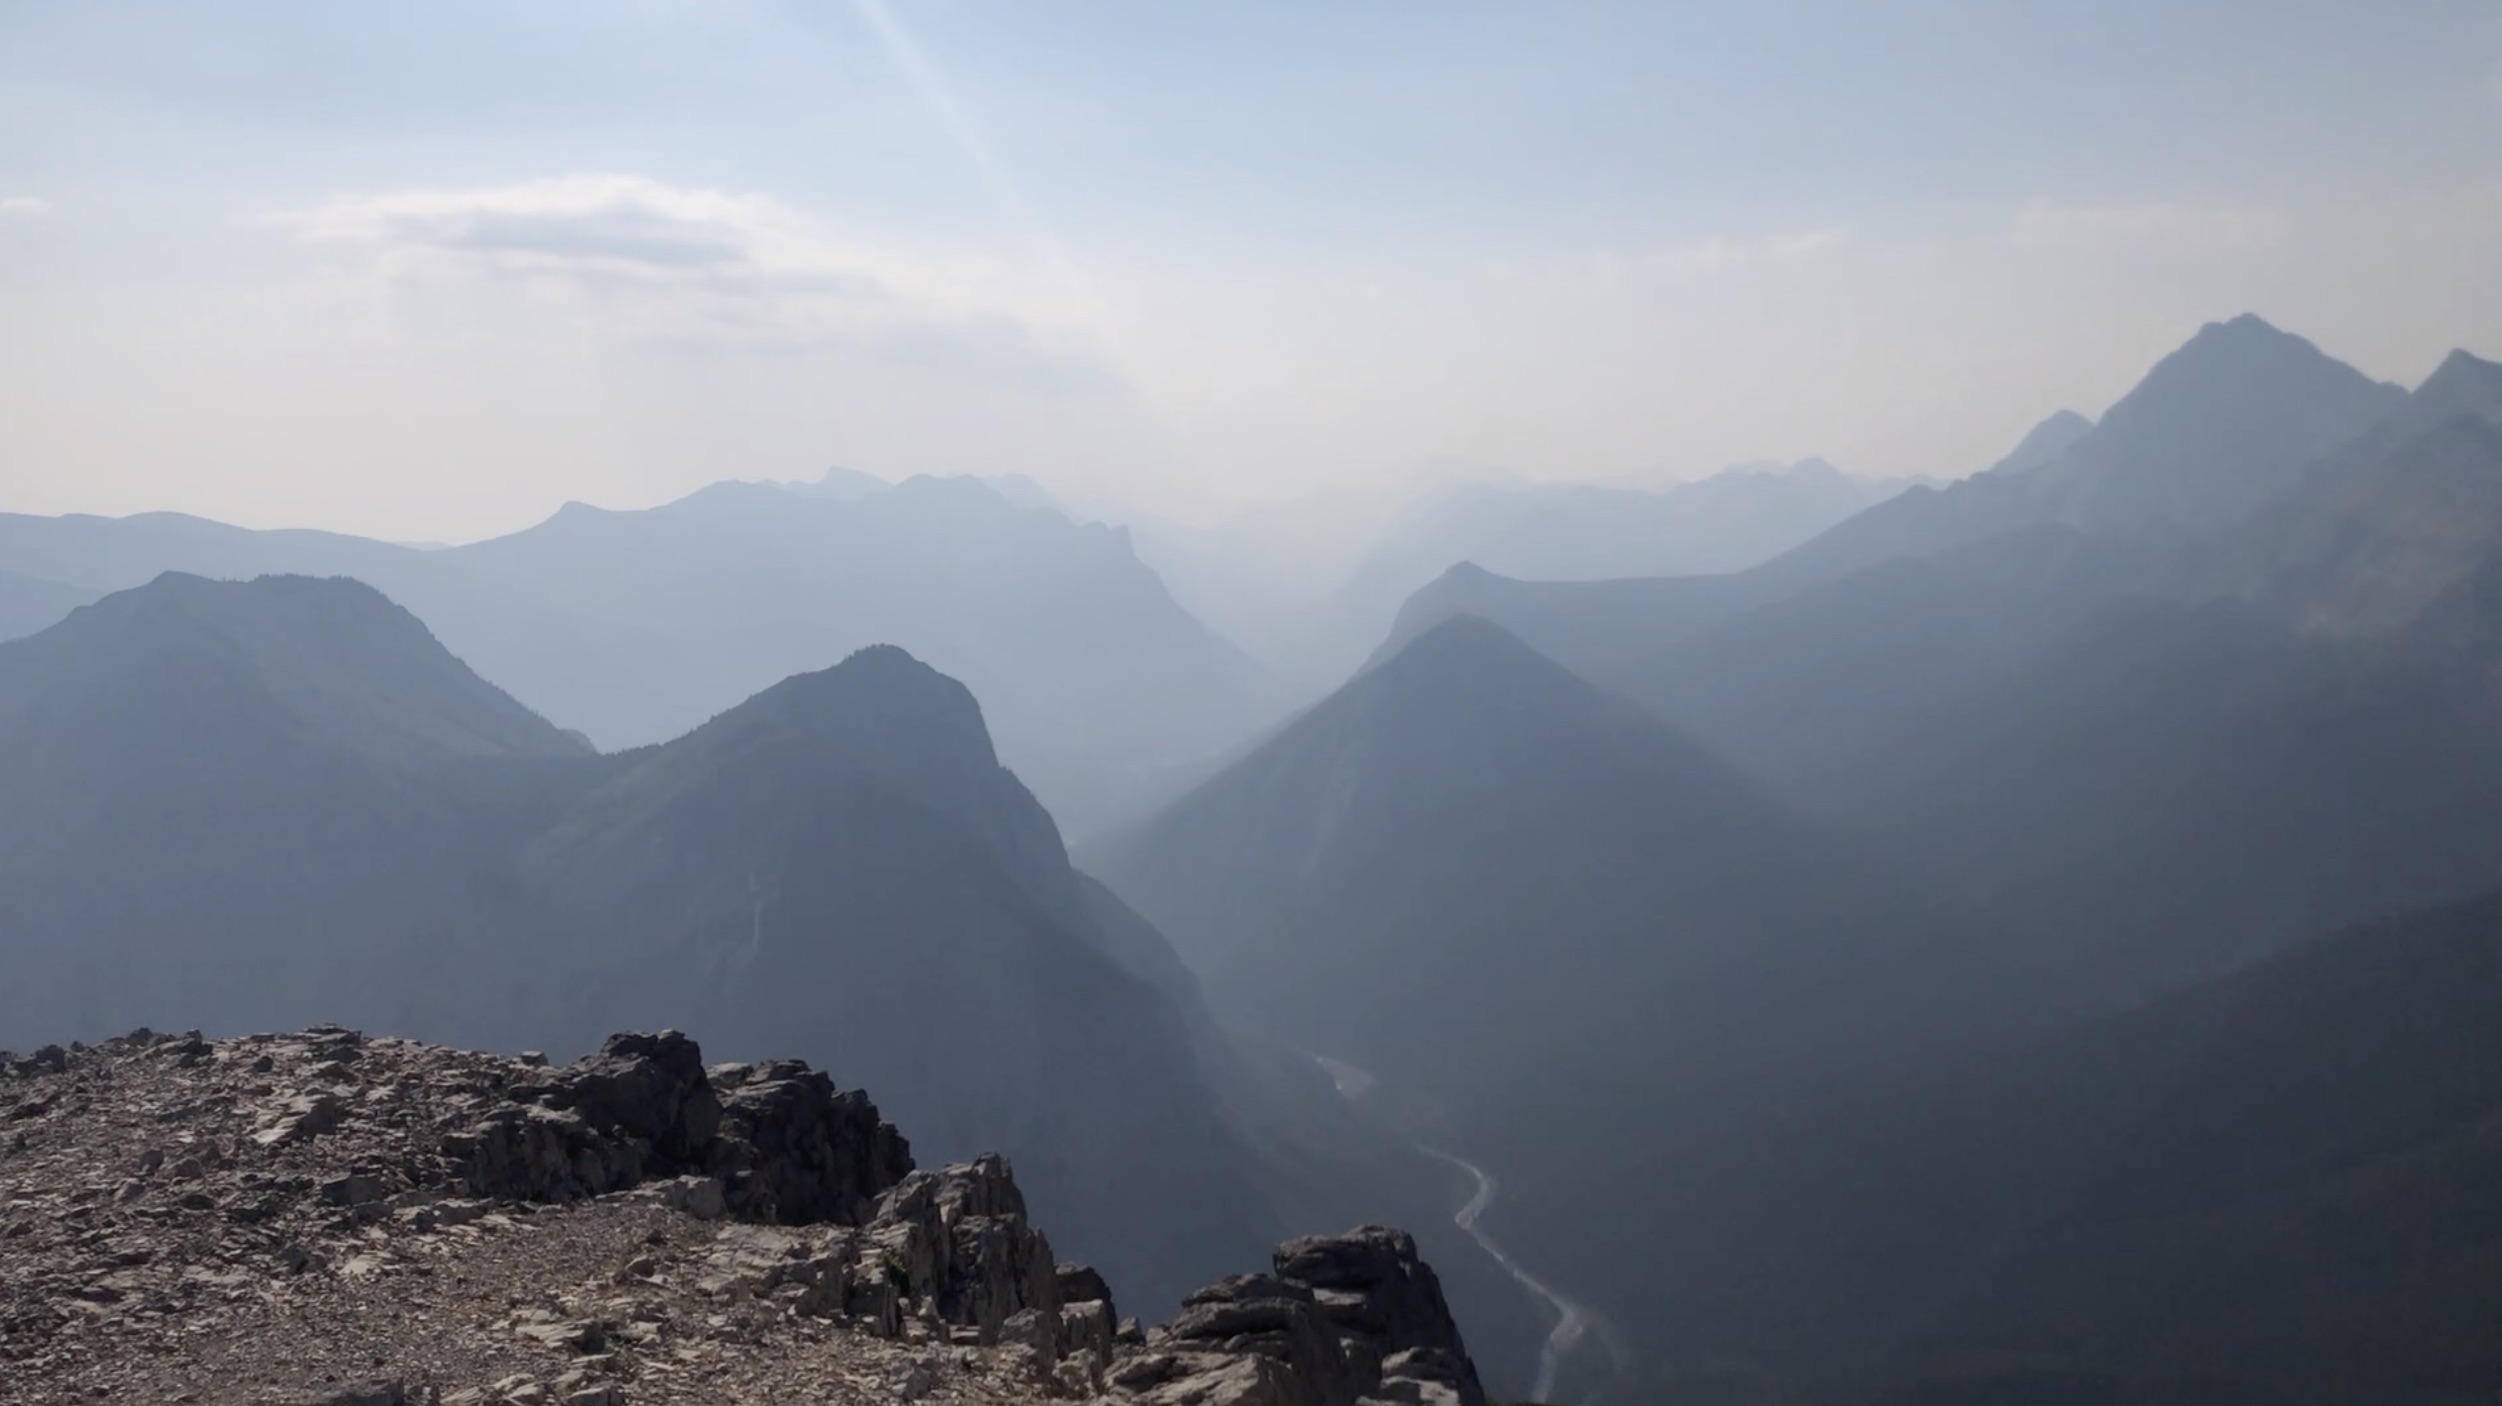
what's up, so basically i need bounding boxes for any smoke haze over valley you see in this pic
[8,6,2502,1405]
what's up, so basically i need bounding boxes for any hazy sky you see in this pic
[3,0,2499,540]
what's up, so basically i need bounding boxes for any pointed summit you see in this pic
[1371,609,1569,688]
[1741,317,2402,596]
[693,642,1002,773]
[1981,409,2095,478]
[643,641,1073,894]
[1093,602,2023,1080]
[2040,313,2407,532]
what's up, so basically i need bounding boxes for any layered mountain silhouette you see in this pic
[0,568,98,644]
[2222,348,2502,648]
[0,572,1277,1314]
[1091,613,2061,1370]
[1328,459,1909,620]
[1756,314,2406,590]
[1102,459,1914,704]
[15,310,2501,1403]
[0,474,1269,836]
[1380,316,2411,677]
[1375,318,2502,1001]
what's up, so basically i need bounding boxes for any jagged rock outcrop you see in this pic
[1110,1227,1488,1406]
[0,1027,1481,1406]
[442,1032,914,1225]
[706,1060,913,1225]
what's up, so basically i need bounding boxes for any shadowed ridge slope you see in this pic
[0,573,600,1052]
[0,571,588,765]
[1095,614,2059,1384]
[0,576,1282,1318]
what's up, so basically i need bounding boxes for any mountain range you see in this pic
[12,309,2502,1404]
[1091,612,2069,1400]
[1087,313,2502,1401]
[1377,317,2502,1000]
[1100,459,1918,704]
[0,475,1270,838]
[0,571,1283,1315]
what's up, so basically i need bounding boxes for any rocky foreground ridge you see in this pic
[0,1028,1487,1406]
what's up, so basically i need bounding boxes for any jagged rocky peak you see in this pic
[0,1027,1482,1406]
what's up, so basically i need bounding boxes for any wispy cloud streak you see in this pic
[280,174,1123,393]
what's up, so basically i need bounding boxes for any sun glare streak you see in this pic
[845,1,1089,325]
[844,0,1197,494]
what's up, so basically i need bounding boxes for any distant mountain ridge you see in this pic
[0,472,1271,836]
[1374,318,2502,1003]
[2217,349,2502,645]
[0,572,590,765]
[0,569,100,644]
[1374,316,2412,680]
[1098,457,1917,704]
[1106,315,2502,1403]
[0,572,1275,1315]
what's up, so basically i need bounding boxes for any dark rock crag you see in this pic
[1114,1227,1489,1406]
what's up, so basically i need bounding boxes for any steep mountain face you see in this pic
[1758,315,2404,594]
[0,572,594,765]
[1370,563,1771,691]
[1614,524,2156,797]
[2035,313,2409,533]
[1698,885,2502,1405]
[0,476,1270,838]
[1624,348,2502,999]
[0,574,1277,1315]
[1375,317,2409,685]
[1801,595,2502,996]
[1896,886,2502,1405]
[1091,615,2058,1372]
[510,648,1277,1311]
[1371,323,2502,1004]
[2221,350,2502,649]
[0,574,593,1051]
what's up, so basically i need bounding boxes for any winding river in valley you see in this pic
[1318,1058,1629,1404]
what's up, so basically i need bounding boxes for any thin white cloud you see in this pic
[280,174,1122,393]
[2010,200,2286,257]
[0,196,54,218]
[1764,227,1851,262]
[1647,227,1851,278]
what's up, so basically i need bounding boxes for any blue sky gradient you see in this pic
[3,0,2498,537]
